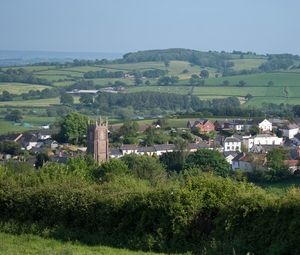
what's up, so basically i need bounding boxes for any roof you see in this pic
[153,144,176,151]
[0,133,23,142]
[232,152,246,162]
[137,146,155,153]
[224,136,241,143]
[109,148,123,156]
[224,151,238,158]
[281,123,299,130]
[121,144,138,150]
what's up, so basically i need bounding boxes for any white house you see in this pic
[258,119,272,132]
[280,124,299,139]
[224,136,241,152]
[243,134,283,151]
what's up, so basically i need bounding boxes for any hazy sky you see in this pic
[1,0,299,54]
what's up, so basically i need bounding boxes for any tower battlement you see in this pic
[87,118,109,164]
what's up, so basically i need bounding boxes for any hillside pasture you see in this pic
[204,72,300,86]
[0,82,51,94]
[231,58,267,71]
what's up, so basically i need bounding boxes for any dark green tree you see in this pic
[60,93,74,105]
[35,152,50,169]
[58,112,88,144]
[184,149,231,177]
[200,70,209,79]
[79,93,93,105]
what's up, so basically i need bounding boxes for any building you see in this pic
[187,119,215,133]
[258,119,272,132]
[280,124,299,139]
[87,118,109,164]
[243,134,283,151]
[223,136,241,152]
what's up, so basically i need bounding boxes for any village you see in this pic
[1,116,300,174]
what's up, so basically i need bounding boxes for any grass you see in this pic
[0,98,61,107]
[258,178,300,195]
[0,232,164,255]
[0,83,51,94]
[231,58,267,71]
[0,119,30,134]
[0,96,80,107]
[204,72,300,86]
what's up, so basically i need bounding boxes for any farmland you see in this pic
[0,53,300,133]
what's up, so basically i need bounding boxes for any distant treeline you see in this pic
[82,91,263,117]
[0,68,52,85]
[83,69,168,79]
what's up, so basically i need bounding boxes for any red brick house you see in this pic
[187,119,215,133]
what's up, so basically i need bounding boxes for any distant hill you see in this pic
[0,50,123,66]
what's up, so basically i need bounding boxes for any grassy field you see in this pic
[0,232,164,255]
[0,83,51,94]
[231,58,267,71]
[204,72,300,86]
[258,178,300,195]
[1,58,300,108]
[0,96,80,107]
[0,97,61,107]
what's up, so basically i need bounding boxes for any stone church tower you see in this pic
[87,118,109,164]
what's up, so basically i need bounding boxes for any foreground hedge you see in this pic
[0,167,300,254]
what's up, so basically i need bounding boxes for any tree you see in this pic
[184,149,231,177]
[249,125,260,135]
[5,110,22,122]
[145,80,151,86]
[200,70,209,79]
[60,93,74,105]
[237,80,246,87]
[79,94,93,105]
[119,121,139,138]
[267,81,274,86]
[121,154,166,185]
[245,93,253,100]
[58,112,88,144]
[97,159,128,181]
[222,80,229,86]
[266,147,290,180]
[134,77,143,86]
[35,152,50,169]
[0,141,21,155]
[189,74,201,85]
[2,90,13,101]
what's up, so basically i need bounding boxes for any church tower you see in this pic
[87,118,109,164]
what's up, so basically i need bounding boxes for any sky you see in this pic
[1,0,300,55]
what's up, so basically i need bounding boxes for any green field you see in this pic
[0,232,163,255]
[1,57,300,108]
[0,83,51,94]
[231,58,267,71]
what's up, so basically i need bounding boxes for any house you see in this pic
[153,144,176,156]
[109,148,123,159]
[224,151,238,165]
[243,134,283,151]
[120,144,138,155]
[223,136,241,152]
[284,160,299,173]
[258,119,272,132]
[187,119,215,133]
[291,133,300,146]
[137,146,156,156]
[37,130,52,140]
[21,134,43,150]
[232,153,267,171]
[280,124,299,139]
